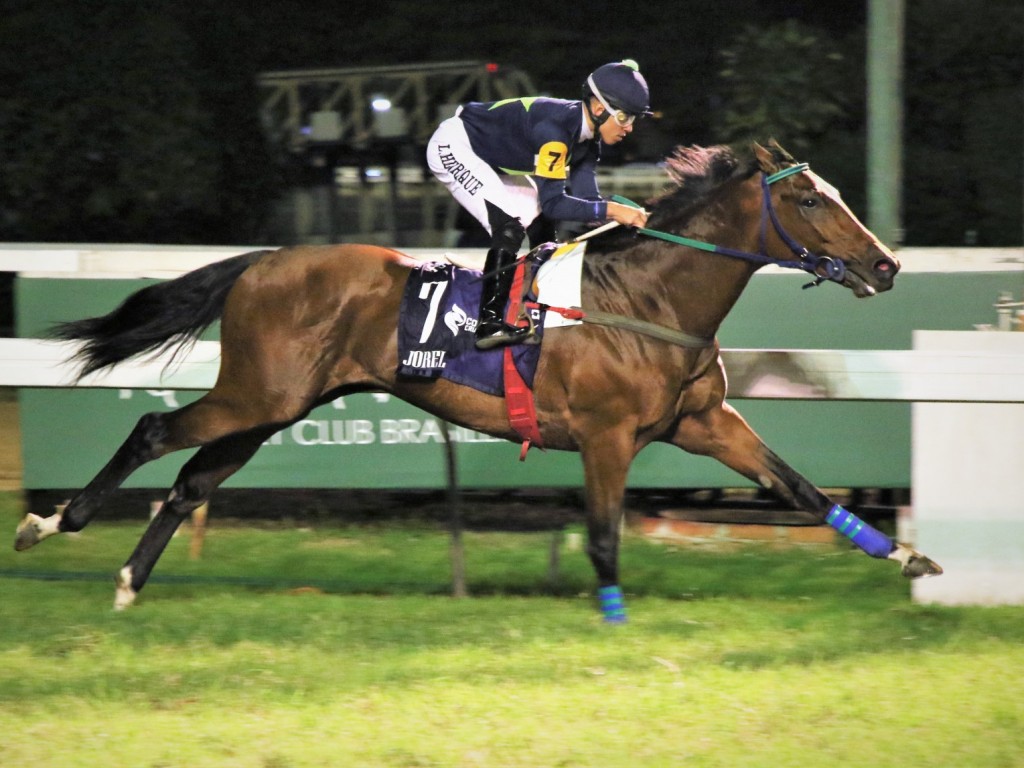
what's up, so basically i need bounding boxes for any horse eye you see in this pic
[800,196,819,209]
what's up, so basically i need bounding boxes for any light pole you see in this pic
[867,0,905,247]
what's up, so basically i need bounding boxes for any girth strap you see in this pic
[504,260,544,459]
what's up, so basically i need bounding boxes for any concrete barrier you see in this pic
[910,331,1024,606]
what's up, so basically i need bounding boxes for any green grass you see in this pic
[1,492,1022,767]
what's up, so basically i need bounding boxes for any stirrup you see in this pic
[475,322,536,350]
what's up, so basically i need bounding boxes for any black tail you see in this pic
[50,250,271,380]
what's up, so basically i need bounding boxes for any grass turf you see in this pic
[1,493,1022,767]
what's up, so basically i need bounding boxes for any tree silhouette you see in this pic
[0,1,277,244]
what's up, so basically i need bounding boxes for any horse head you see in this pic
[754,140,900,297]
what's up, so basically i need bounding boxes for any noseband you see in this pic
[618,163,847,289]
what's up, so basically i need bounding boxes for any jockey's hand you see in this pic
[606,201,649,228]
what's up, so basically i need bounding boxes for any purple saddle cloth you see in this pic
[397,262,544,396]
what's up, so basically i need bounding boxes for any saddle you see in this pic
[397,243,561,457]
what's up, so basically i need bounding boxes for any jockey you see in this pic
[426,59,652,349]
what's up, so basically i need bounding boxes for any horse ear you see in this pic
[752,142,780,174]
[767,138,795,163]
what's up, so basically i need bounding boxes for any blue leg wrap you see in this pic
[826,504,895,558]
[598,585,627,623]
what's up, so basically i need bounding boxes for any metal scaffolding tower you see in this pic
[258,60,536,151]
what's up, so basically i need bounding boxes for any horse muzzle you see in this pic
[845,245,899,297]
[870,247,900,292]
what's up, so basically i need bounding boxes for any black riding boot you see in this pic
[475,248,534,350]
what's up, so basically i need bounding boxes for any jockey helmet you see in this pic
[584,59,652,118]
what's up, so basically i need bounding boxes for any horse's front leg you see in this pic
[672,401,942,578]
[579,431,636,623]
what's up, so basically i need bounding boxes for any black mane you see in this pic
[584,142,797,255]
[584,145,753,255]
[645,145,752,229]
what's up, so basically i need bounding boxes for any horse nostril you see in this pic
[873,257,898,279]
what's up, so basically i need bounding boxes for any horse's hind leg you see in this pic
[15,411,171,551]
[15,386,305,552]
[114,426,274,609]
[671,402,942,578]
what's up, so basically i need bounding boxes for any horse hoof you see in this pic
[889,543,943,579]
[904,553,943,579]
[113,567,137,611]
[14,513,56,551]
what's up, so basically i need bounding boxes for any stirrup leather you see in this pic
[474,316,536,350]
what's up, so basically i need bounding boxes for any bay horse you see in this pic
[14,141,941,619]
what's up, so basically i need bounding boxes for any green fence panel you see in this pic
[16,268,1013,490]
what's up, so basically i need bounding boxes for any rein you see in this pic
[613,162,847,290]
[494,163,843,351]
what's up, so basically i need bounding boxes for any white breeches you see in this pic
[426,115,541,234]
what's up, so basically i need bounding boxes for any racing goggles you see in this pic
[586,75,639,127]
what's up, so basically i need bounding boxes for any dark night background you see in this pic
[0,0,1021,248]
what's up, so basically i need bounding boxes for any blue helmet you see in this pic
[584,59,652,116]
